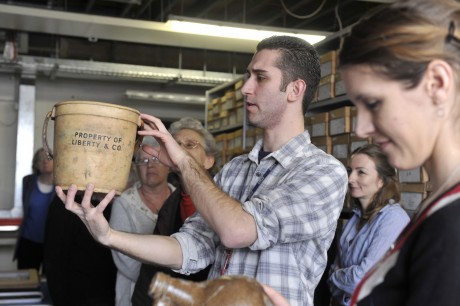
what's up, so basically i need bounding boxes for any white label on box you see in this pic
[352,117,357,132]
[333,144,348,159]
[401,192,423,210]
[399,168,421,183]
[330,118,345,135]
[321,61,333,77]
[335,79,347,96]
[318,85,332,101]
[351,140,368,153]
[312,123,326,137]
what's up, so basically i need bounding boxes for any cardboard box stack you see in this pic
[398,167,430,217]
[207,79,245,133]
[307,104,430,215]
[308,106,372,165]
[313,50,337,103]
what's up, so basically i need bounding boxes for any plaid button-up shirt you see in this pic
[173,131,348,306]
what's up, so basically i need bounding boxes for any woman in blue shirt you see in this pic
[328,144,409,305]
[14,148,55,272]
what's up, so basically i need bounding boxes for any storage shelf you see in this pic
[209,123,244,134]
[306,95,352,115]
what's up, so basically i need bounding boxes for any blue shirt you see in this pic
[172,131,348,306]
[328,202,410,305]
[22,178,54,243]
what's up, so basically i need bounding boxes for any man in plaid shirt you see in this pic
[58,35,348,306]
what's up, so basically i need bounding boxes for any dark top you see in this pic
[43,195,117,306]
[131,185,210,306]
[353,183,460,306]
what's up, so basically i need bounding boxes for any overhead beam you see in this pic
[0,4,259,53]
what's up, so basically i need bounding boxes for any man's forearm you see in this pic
[107,230,183,269]
[177,155,257,248]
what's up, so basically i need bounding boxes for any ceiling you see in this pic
[0,0,391,77]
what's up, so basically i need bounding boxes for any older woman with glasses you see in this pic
[109,137,174,306]
[131,117,217,306]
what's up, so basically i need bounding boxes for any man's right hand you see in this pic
[55,183,116,246]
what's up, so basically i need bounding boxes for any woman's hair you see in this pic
[32,148,47,175]
[349,144,400,222]
[168,117,218,157]
[256,35,320,113]
[339,0,460,91]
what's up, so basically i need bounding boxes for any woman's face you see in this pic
[137,149,170,188]
[173,129,215,170]
[36,151,53,175]
[348,153,383,209]
[341,64,439,170]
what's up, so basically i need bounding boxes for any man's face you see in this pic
[241,49,289,130]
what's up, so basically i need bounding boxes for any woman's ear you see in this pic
[425,59,453,105]
[204,155,215,170]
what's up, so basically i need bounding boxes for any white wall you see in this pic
[0,74,19,213]
[0,72,208,213]
[0,72,210,271]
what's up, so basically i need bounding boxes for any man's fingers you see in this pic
[262,285,290,306]
[140,114,168,133]
[55,186,66,202]
[96,189,116,213]
[81,184,94,208]
[64,184,78,209]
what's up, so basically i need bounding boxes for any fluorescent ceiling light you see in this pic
[126,90,206,105]
[0,5,329,53]
[167,15,327,45]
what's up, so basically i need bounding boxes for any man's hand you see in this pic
[138,113,188,172]
[262,285,290,306]
[55,183,116,246]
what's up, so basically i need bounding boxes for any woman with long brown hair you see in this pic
[328,144,409,305]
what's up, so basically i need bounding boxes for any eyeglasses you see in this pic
[135,156,160,166]
[137,139,201,165]
[176,139,201,150]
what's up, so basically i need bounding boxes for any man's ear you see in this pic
[425,59,453,105]
[287,79,307,102]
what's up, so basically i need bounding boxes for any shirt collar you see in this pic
[248,131,312,168]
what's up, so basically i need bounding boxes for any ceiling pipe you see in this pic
[0,55,237,86]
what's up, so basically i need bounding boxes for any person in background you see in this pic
[110,137,174,306]
[328,144,409,305]
[56,35,349,306]
[337,0,460,304]
[44,194,117,306]
[131,117,216,306]
[14,148,54,272]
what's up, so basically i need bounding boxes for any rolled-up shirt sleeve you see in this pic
[171,213,219,275]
